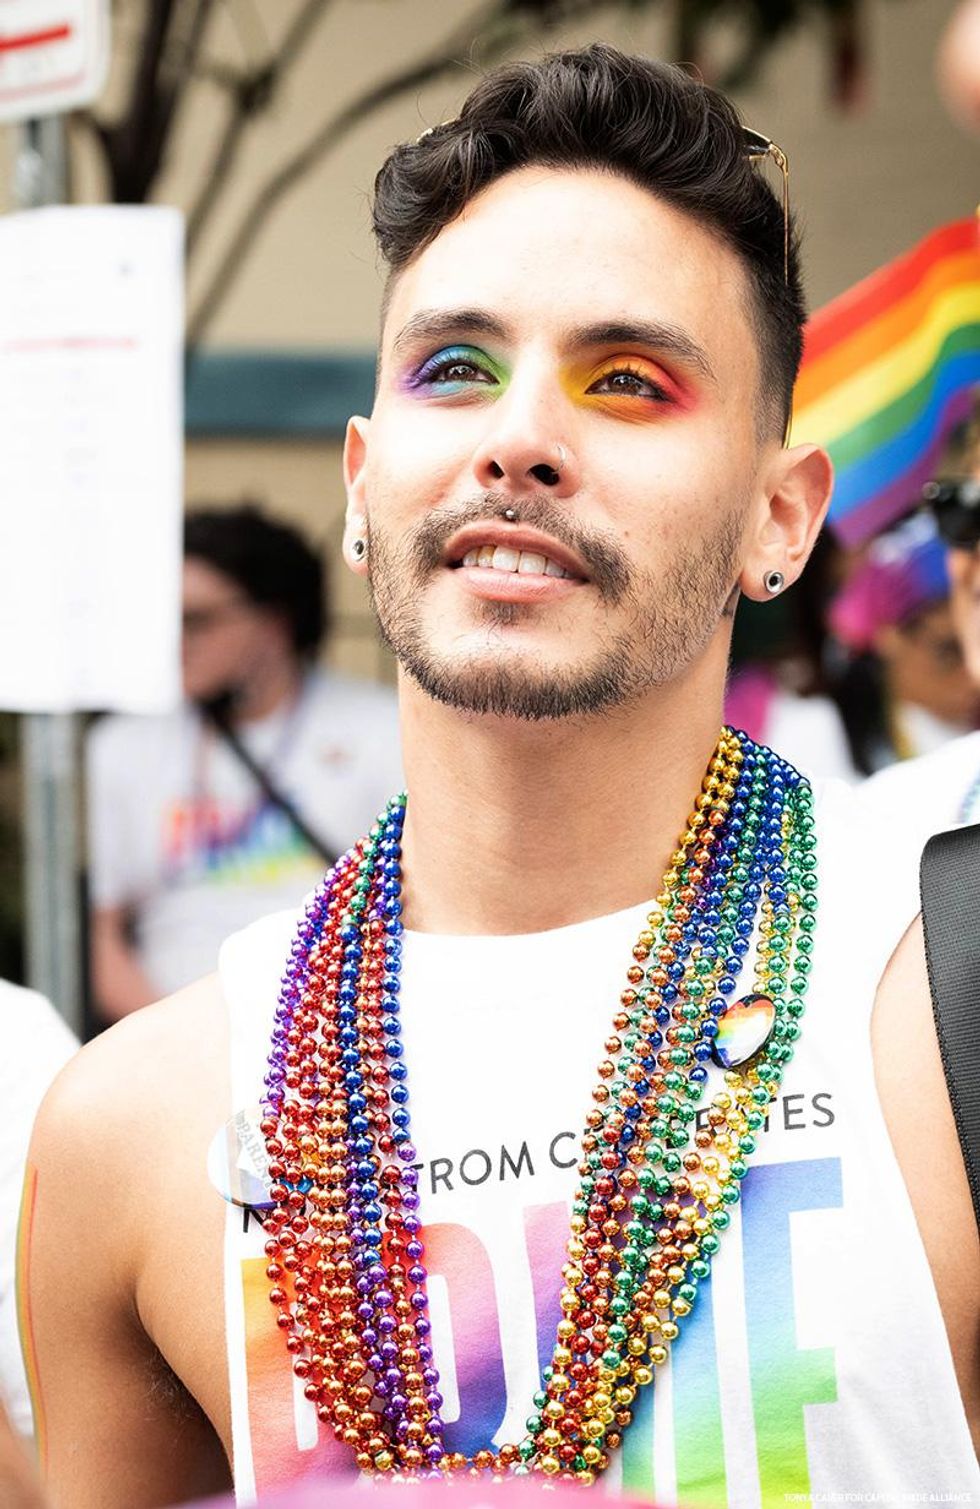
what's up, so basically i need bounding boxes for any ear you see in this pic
[739,443,834,602]
[342,415,371,577]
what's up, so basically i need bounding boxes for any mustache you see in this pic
[403,492,632,604]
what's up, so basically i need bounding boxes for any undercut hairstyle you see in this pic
[372,43,805,436]
[184,504,327,656]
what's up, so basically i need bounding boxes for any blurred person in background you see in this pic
[826,509,979,774]
[724,530,859,781]
[861,411,980,828]
[86,504,401,1023]
[939,0,980,130]
[0,982,75,1441]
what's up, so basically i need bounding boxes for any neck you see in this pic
[398,640,729,935]
[231,658,304,724]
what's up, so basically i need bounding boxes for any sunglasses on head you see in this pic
[922,478,980,550]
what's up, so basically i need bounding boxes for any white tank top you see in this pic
[217,779,980,1506]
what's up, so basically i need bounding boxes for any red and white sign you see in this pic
[0,0,109,123]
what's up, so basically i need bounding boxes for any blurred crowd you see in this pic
[726,406,980,789]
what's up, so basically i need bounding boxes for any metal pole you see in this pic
[12,116,83,1037]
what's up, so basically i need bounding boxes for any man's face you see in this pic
[939,0,980,129]
[947,539,980,686]
[348,166,775,721]
[181,557,274,704]
[881,601,980,728]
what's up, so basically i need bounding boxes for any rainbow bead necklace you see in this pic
[260,728,817,1483]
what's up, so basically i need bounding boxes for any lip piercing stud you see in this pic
[764,569,785,595]
[352,538,367,561]
[502,508,517,522]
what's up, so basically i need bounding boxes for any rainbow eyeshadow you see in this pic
[402,345,509,396]
[562,355,692,420]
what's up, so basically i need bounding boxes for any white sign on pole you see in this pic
[0,0,109,123]
[0,205,184,714]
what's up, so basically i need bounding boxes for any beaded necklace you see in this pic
[259,728,817,1484]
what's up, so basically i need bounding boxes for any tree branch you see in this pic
[185,0,614,350]
[98,0,178,199]
[98,0,218,202]
[185,0,335,257]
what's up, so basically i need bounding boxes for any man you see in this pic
[829,509,979,774]
[24,47,979,1508]
[87,504,402,1022]
[939,0,980,129]
[860,428,980,830]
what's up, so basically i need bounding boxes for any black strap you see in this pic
[919,824,980,1232]
[202,699,339,870]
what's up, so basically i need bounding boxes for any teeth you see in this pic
[460,545,572,578]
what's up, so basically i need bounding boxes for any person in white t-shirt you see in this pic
[87,506,402,1021]
[0,982,75,1440]
[828,510,979,773]
[861,427,980,837]
[25,48,978,1509]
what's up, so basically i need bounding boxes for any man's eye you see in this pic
[588,366,671,401]
[431,360,490,383]
[412,347,501,388]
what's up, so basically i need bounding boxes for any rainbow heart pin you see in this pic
[711,993,776,1069]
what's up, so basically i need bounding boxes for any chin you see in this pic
[395,637,650,721]
[182,676,221,705]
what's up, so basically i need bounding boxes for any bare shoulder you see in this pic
[30,973,229,1269]
[26,976,233,1507]
[871,917,980,1448]
[38,970,228,1122]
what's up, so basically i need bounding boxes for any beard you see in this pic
[367,492,742,722]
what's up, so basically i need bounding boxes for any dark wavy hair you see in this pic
[184,504,327,656]
[372,44,804,436]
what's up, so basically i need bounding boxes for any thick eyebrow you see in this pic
[568,321,717,384]
[390,309,510,359]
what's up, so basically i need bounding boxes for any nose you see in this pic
[471,380,578,497]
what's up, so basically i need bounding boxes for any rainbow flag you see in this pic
[791,216,980,548]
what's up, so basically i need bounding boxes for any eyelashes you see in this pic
[405,345,507,393]
[582,360,674,405]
